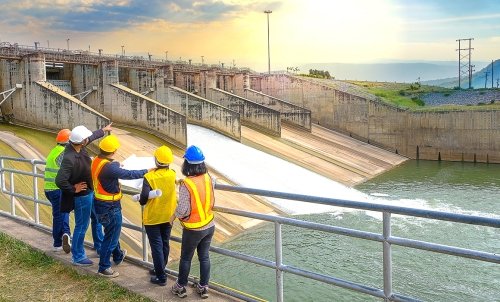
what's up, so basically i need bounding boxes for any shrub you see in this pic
[444,93,450,97]
[398,90,406,96]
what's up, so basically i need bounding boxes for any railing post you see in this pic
[0,158,5,192]
[383,212,393,301]
[141,206,148,262]
[32,161,40,224]
[9,172,15,216]
[275,222,284,302]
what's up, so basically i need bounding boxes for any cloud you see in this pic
[1,0,282,32]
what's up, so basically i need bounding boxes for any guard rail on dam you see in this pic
[0,156,498,302]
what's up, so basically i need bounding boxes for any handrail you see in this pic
[0,156,498,302]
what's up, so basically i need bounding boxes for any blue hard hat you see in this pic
[184,145,205,164]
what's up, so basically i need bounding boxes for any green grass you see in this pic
[0,232,154,301]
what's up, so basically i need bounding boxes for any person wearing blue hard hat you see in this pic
[171,145,215,299]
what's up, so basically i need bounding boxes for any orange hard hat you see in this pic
[56,129,71,143]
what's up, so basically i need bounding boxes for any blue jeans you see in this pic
[145,222,172,281]
[45,189,70,247]
[90,200,103,254]
[72,192,93,263]
[177,226,215,287]
[94,201,125,272]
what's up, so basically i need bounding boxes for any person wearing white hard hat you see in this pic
[56,122,112,266]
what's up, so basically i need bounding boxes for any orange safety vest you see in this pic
[180,173,214,229]
[91,157,123,202]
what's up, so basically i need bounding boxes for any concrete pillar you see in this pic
[206,70,217,90]
[0,59,22,119]
[167,65,174,86]
[233,73,244,94]
[99,60,118,115]
[72,64,99,106]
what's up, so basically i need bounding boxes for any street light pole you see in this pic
[121,45,124,56]
[201,56,204,64]
[264,10,272,74]
[66,38,70,50]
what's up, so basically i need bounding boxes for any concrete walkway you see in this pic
[0,214,242,302]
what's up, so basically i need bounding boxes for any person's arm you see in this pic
[103,161,147,180]
[55,155,75,194]
[55,150,65,167]
[175,182,191,220]
[139,178,152,205]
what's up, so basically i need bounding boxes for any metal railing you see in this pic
[0,155,498,302]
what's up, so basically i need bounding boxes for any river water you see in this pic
[174,126,500,302]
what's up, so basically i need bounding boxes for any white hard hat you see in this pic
[69,125,93,144]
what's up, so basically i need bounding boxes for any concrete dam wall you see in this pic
[254,75,500,163]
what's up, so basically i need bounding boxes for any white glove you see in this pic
[132,189,162,202]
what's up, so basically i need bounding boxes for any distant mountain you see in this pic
[299,61,489,83]
[423,60,500,88]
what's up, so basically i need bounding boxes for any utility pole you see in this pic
[121,45,124,56]
[264,10,272,74]
[456,38,474,89]
[201,56,204,64]
[492,60,494,88]
[66,38,70,50]
[34,42,39,50]
[484,71,490,89]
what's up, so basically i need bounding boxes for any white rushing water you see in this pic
[123,124,498,219]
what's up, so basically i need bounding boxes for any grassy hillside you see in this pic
[346,81,450,109]
[0,232,153,301]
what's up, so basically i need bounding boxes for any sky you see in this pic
[0,0,499,72]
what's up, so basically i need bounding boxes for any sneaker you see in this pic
[62,234,71,254]
[98,268,119,278]
[196,284,209,299]
[150,276,166,286]
[149,268,168,276]
[114,249,127,265]
[72,258,93,266]
[171,284,187,298]
[52,246,63,252]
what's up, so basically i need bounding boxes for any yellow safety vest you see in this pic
[180,174,214,229]
[44,145,65,191]
[143,168,177,225]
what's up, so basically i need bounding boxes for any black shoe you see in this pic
[149,268,168,276]
[150,276,166,286]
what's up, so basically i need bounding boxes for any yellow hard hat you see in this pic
[99,134,120,153]
[154,145,173,165]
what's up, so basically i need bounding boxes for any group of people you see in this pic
[44,123,215,299]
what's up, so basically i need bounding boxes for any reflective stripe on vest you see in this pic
[91,157,123,202]
[143,168,177,225]
[180,174,214,229]
[44,145,65,190]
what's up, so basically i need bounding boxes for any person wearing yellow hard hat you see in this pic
[138,145,177,286]
[91,134,148,278]
[44,129,71,253]
[56,122,113,266]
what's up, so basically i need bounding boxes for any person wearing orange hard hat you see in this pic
[56,122,113,267]
[44,129,71,253]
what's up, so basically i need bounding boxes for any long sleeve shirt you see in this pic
[174,175,215,231]
[56,129,105,212]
